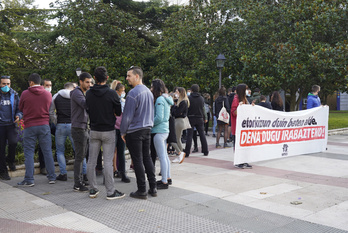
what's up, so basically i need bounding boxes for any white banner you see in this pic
[234,105,329,165]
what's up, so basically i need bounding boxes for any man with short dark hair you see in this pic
[307,85,321,109]
[18,73,56,186]
[184,84,209,157]
[0,76,22,180]
[257,95,272,109]
[42,79,52,93]
[71,72,93,192]
[49,82,75,182]
[86,66,124,200]
[121,66,157,200]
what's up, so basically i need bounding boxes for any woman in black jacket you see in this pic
[271,91,284,111]
[214,86,231,148]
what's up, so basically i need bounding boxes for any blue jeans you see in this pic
[213,116,217,135]
[154,133,170,183]
[23,125,56,182]
[55,123,74,175]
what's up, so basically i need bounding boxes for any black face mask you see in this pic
[174,99,178,103]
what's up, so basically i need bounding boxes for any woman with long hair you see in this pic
[231,83,252,169]
[271,91,284,111]
[151,79,174,189]
[171,87,189,163]
[214,86,231,148]
[112,82,130,183]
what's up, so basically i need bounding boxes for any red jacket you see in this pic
[19,86,52,129]
[230,95,239,135]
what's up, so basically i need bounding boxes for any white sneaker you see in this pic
[178,152,185,164]
[172,157,180,163]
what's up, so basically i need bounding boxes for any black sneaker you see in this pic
[157,181,169,190]
[56,174,67,181]
[130,190,148,200]
[17,180,34,187]
[120,172,131,183]
[216,143,221,148]
[89,188,99,198]
[167,179,172,185]
[243,163,253,169]
[74,183,88,192]
[192,148,198,153]
[106,190,125,200]
[234,164,244,169]
[8,163,16,171]
[148,188,157,197]
[0,173,11,180]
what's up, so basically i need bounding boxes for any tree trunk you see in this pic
[289,89,297,111]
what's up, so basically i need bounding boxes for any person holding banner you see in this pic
[231,84,252,169]
[307,85,321,109]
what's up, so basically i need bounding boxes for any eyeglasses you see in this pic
[1,76,10,79]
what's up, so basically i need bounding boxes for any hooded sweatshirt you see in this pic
[49,89,72,124]
[151,94,174,134]
[86,84,121,131]
[307,93,321,109]
[19,85,52,129]
[187,92,207,120]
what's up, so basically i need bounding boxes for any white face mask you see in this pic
[45,87,52,93]
[120,92,126,98]
[187,92,191,96]
[174,94,179,98]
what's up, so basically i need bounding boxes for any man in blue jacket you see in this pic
[307,85,321,109]
[0,76,22,180]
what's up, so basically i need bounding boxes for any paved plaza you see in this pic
[1,131,348,232]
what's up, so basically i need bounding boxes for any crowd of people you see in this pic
[0,69,321,200]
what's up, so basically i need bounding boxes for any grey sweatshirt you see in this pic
[120,84,154,135]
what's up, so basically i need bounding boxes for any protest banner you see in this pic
[234,105,329,165]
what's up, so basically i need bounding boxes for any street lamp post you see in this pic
[76,68,82,77]
[216,54,226,89]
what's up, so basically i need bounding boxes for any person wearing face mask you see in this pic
[306,85,321,109]
[112,82,130,183]
[246,88,252,104]
[37,79,55,175]
[0,76,22,180]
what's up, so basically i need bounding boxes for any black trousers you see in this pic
[184,118,209,156]
[0,124,17,174]
[126,129,156,192]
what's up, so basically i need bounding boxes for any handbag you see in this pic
[183,116,191,129]
[218,101,230,124]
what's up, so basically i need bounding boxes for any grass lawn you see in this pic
[329,110,348,130]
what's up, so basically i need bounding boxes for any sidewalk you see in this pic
[1,132,348,232]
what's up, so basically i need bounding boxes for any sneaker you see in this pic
[0,173,11,180]
[157,181,169,190]
[89,189,100,198]
[224,142,232,148]
[167,179,172,185]
[130,190,148,200]
[234,164,244,169]
[148,188,157,197]
[216,143,221,148]
[121,172,131,183]
[192,148,198,153]
[56,174,67,181]
[17,180,34,187]
[74,183,88,192]
[172,157,180,163]
[243,163,253,169]
[178,152,185,164]
[8,163,16,171]
[48,180,56,184]
[106,190,125,200]
[114,171,121,178]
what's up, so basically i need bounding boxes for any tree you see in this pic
[0,0,53,93]
[155,0,348,110]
